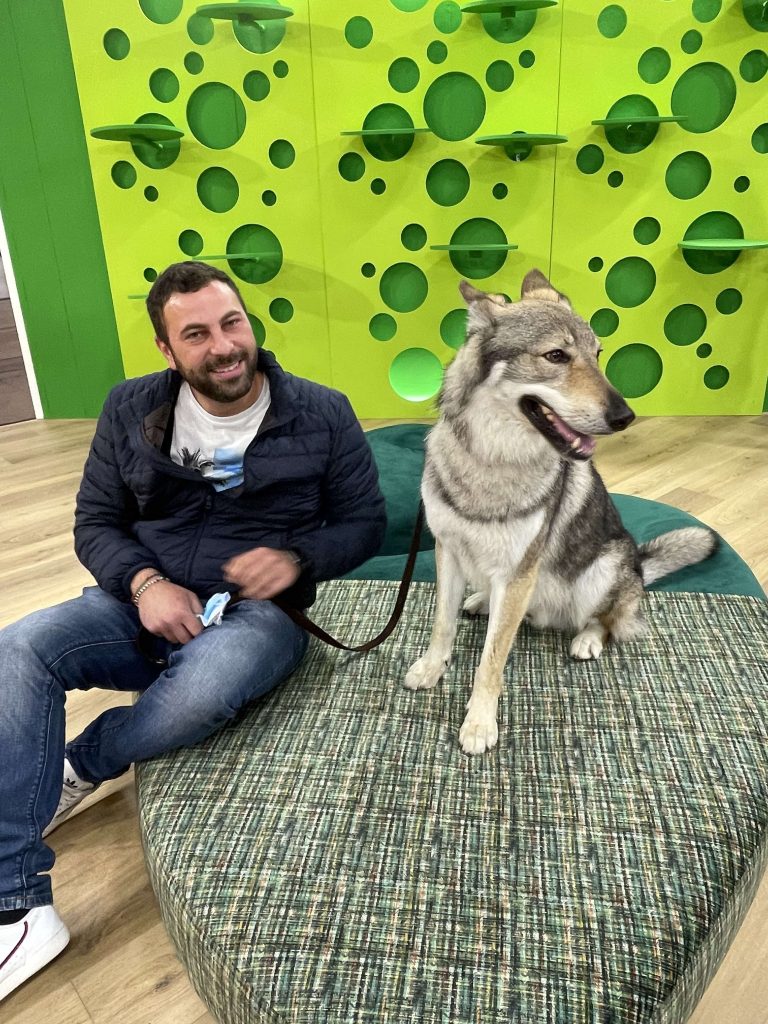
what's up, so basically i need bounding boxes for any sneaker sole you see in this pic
[0,919,70,1002]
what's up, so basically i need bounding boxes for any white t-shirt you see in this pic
[170,379,271,491]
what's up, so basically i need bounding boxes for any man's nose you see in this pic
[209,328,235,354]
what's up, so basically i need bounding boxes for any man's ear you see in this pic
[520,268,572,309]
[155,336,177,369]
[458,279,506,333]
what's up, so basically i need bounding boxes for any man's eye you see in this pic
[543,349,570,364]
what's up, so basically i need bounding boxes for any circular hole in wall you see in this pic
[681,30,703,54]
[696,343,713,358]
[440,308,467,349]
[269,139,296,169]
[144,185,159,202]
[369,313,397,341]
[704,365,729,389]
[589,257,604,272]
[664,304,707,345]
[665,151,711,199]
[379,263,428,312]
[338,153,366,182]
[493,182,508,199]
[519,50,535,68]
[740,50,768,82]
[104,28,130,60]
[188,83,246,149]
[402,223,427,250]
[734,175,750,192]
[139,0,183,25]
[427,40,448,64]
[389,58,420,93]
[716,288,742,313]
[682,211,743,273]
[269,297,294,323]
[486,60,514,91]
[262,190,277,206]
[361,263,376,278]
[603,95,660,153]
[273,60,288,78]
[434,1,462,33]
[233,16,285,54]
[184,52,204,74]
[111,160,137,188]
[605,257,656,306]
[131,113,181,169]
[590,308,619,336]
[638,47,671,84]
[634,217,661,243]
[371,177,387,194]
[606,343,663,398]
[426,159,470,206]
[197,166,239,212]
[671,62,737,133]
[362,104,415,160]
[692,0,722,22]
[345,16,373,48]
[187,13,214,44]
[226,224,283,284]
[423,72,486,141]
[244,70,270,101]
[448,218,509,279]
[479,8,535,43]
[576,144,605,174]
[597,5,627,38]
[149,68,179,102]
[179,229,204,256]
[389,348,443,402]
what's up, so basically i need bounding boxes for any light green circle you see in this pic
[234,15,285,53]
[244,70,270,101]
[187,83,246,149]
[607,170,623,187]
[704,364,729,389]
[589,257,604,272]
[390,0,429,11]
[379,263,429,313]
[389,348,443,402]
[665,151,711,199]
[131,113,180,169]
[104,28,130,60]
[740,50,768,82]
[638,47,671,84]
[634,217,660,244]
[606,344,663,398]
[519,50,535,68]
[338,153,365,181]
[248,314,266,346]
[388,58,420,93]
[427,40,448,64]
[423,72,486,141]
[440,308,467,350]
[369,313,397,341]
[139,0,183,25]
[671,62,737,133]
[187,13,214,45]
[269,139,295,169]
[185,52,204,74]
[426,159,470,206]
[345,16,373,48]
[144,185,159,202]
[362,104,415,160]
[371,177,387,194]
[486,60,514,91]
[434,1,462,33]
[361,263,376,278]
[743,0,768,29]
[753,123,768,153]
[605,257,656,307]
[111,160,137,189]
[682,211,743,273]
[179,229,203,256]
[693,0,721,21]
[448,218,509,280]
[576,144,605,174]
[590,308,619,337]
[269,297,294,323]
[197,166,239,213]
[697,343,712,358]
[262,190,277,206]
[734,175,750,192]
[402,223,427,251]
[226,224,282,284]
[682,30,702,54]
[149,68,179,103]
[598,5,627,38]
[716,288,742,314]
[664,304,707,345]
[493,182,508,199]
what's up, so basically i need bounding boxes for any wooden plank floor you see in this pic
[1,414,766,1023]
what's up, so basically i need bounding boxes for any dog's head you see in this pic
[450,269,634,461]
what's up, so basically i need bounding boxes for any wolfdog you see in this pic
[405,269,717,755]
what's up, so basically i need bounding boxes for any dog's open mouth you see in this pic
[520,396,597,460]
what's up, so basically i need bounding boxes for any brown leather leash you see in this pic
[274,501,425,652]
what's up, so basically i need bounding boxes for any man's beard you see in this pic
[178,348,259,405]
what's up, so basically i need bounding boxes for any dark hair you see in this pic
[146,262,246,343]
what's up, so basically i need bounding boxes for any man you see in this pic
[0,261,386,1001]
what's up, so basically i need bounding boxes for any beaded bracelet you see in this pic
[132,573,168,606]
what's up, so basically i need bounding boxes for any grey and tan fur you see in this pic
[405,269,717,755]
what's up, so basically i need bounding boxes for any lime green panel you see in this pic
[0,0,123,417]
[553,0,768,415]
[62,0,331,386]
[313,2,563,417]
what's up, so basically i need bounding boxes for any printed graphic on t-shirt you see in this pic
[205,448,245,491]
[177,447,213,472]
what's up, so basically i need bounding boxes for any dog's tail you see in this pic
[639,527,719,586]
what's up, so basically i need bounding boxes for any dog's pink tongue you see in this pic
[550,408,596,457]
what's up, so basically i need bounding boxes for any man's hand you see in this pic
[223,548,301,601]
[135,580,204,644]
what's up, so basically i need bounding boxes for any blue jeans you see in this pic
[0,586,308,910]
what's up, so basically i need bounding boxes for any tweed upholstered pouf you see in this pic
[136,579,768,1024]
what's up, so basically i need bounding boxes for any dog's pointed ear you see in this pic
[521,269,572,309]
[459,280,507,331]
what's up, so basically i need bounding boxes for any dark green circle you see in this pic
[371,178,387,195]
[197,166,239,213]
[269,139,295,169]
[672,62,737,133]
[144,185,159,202]
[187,83,246,149]
[603,94,660,153]
[402,223,427,251]
[638,47,671,84]
[704,364,729,389]
[486,60,514,91]
[423,73,486,141]
[339,152,365,181]
[664,304,707,346]
[606,344,663,398]
[426,159,470,206]
[590,308,619,337]
[226,224,282,284]
[262,190,276,206]
[741,0,768,30]
[682,211,743,273]
[362,104,415,160]
[605,257,656,307]
[665,151,712,199]
[434,1,462,33]
[149,68,179,103]
[248,314,266,346]
[589,257,604,272]
[696,343,712,358]
[139,0,182,25]
[144,266,158,282]
[479,8,535,43]
[111,160,137,189]
[388,58,420,93]
[576,144,605,174]
[233,14,285,53]
[693,0,721,21]
[345,16,372,48]
[389,348,443,402]
[752,123,768,153]
[361,263,376,278]
[244,70,270,101]
[734,175,750,192]
[104,28,130,60]
[519,50,535,68]
[379,262,429,312]
[448,218,509,280]
[634,217,660,244]
[597,5,627,38]
[187,13,214,45]
[681,30,703,54]
[269,297,293,323]
[608,170,623,187]
[493,182,508,199]
[716,288,742,314]
[131,113,181,169]
[179,229,203,256]
[427,40,448,64]
[184,52,204,74]
[440,308,467,350]
[369,313,397,341]
[740,50,768,82]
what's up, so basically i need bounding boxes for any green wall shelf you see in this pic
[678,239,768,250]
[476,132,567,159]
[195,3,294,23]
[200,252,273,260]
[90,124,184,150]
[461,1,558,15]
[128,293,149,299]
[592,116,686,128]
[340,128,432,137]
[431,244,519,253]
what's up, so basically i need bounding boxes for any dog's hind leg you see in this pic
[462,591,489,616]
[404,541,466,691]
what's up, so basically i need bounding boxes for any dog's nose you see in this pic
[606,395,635,431]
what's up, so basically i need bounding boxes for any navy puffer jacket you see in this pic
[74,349,387,609]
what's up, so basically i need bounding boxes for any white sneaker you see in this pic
[42,758,97,838]
[0,906,70,1002]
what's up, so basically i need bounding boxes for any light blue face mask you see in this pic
[197,591,232,628]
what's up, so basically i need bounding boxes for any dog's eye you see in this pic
[544,349,570,364]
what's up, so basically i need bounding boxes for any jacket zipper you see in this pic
[183,488,215,589]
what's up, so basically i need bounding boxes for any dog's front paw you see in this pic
[459,706,499,755]
[462,591,489,616]
[404,655,446,691]
[570,629,605,660]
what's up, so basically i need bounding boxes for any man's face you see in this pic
[156,280,261,415]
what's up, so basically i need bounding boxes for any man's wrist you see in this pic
[132,573,169,606]
[130,568,162,597]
